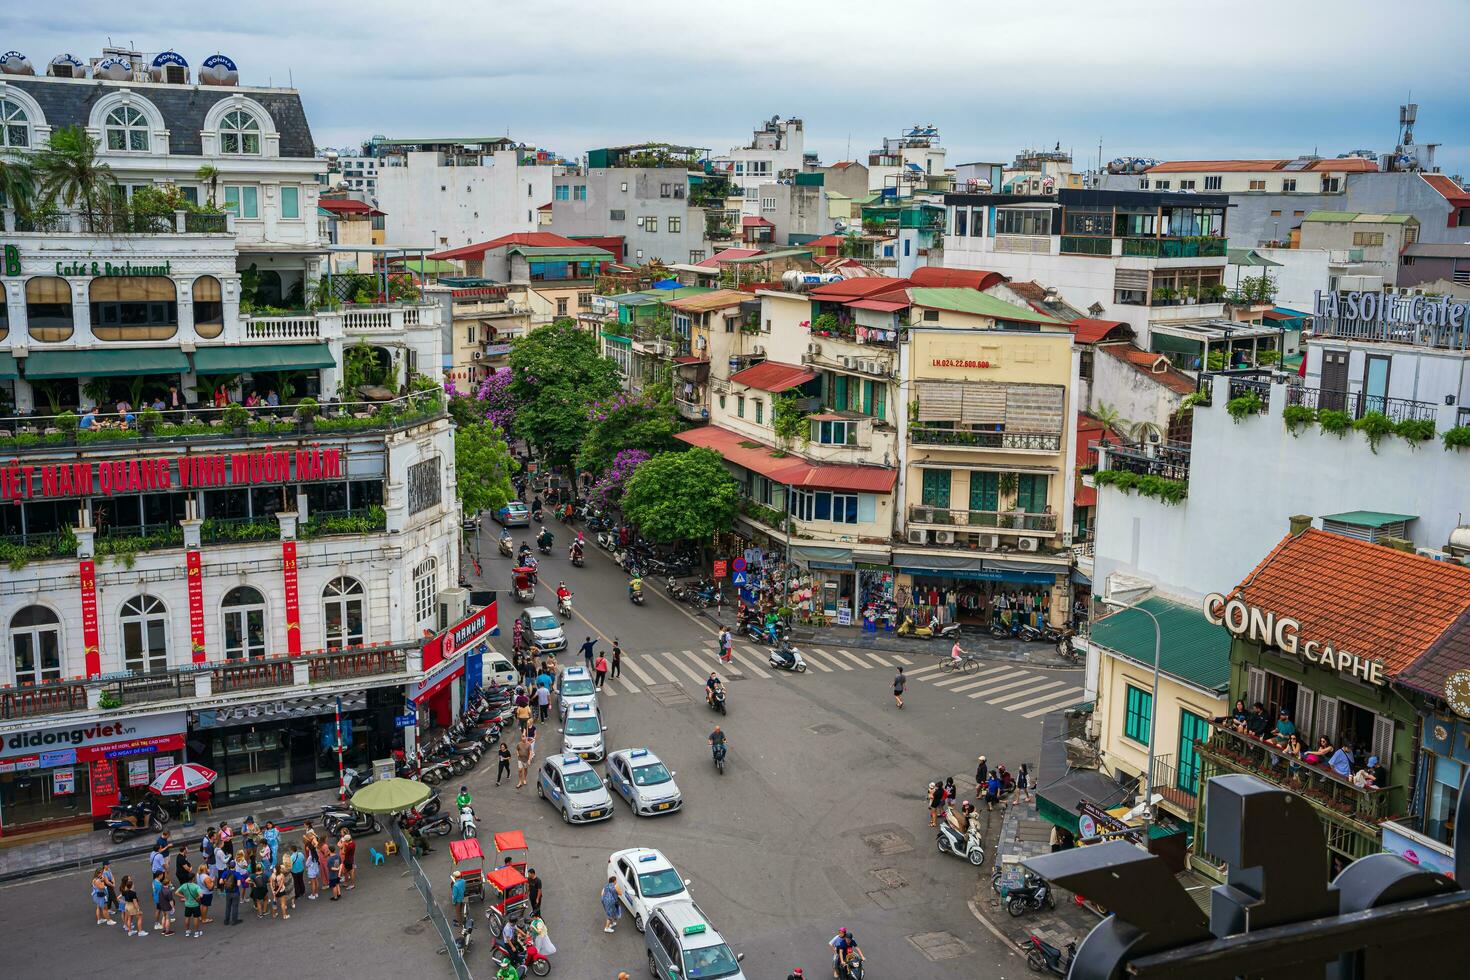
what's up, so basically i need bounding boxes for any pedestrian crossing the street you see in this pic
[574,644,1081,719]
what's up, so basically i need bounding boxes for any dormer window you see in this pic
[220,109,260,154]
[105,105,150,151]
[0,98,30,148]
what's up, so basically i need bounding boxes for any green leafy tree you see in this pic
[620,448,739,543]
[454,420,517,516]
[0,153,37,216]
[772,393,810,449]
[509,319,621,465]
[34,125,117,219]
[578,381,681,474]
[195,164,221,206]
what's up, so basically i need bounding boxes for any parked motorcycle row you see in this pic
[407,685,515,786]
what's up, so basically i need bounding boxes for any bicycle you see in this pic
[942,655,981,674]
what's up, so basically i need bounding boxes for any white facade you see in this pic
[376,150,561,249]
[713,117,809,213]
[1092,375,1468,604]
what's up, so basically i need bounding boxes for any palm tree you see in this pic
[1091,402,1125,434]
[34,125,117,223]
[1129,419,1165,445]
[0,153,37,216]
[195,164,221,206]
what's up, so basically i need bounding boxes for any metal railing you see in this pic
[6,208,231,235]
[213,658,296,693]
[1200,728,1391,827]
[306,646,407,683]
[107,670,188,705]
[1,680,87,719]
[1060,235,1113,256]
[200,517,281,545]
[1100,439,1192,481]
[1121,236,1227,258]
[908,426,1062,452]
[1227,376,1272,411]
[1151,752,1200,811]
[1286,385,1438,423]
[907,504,1058,532]
[391,823,474,980]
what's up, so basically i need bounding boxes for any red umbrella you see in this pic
[149,762,217,796]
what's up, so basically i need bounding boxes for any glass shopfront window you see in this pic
[0,763,90,828]
[89,277,178,341]
[26,276,74,342]
[1427,754,1461,845]
[193,276,223,339]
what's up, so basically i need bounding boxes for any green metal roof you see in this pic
[1302,211,1415,224]
[1227,248,1283,268]
[194,343,336,374]
[1088,596,1232,694]
[908,287,1066,326]
[510,245,613,259]
[25,347,189,380]
[1320,510,1417,528]
[394,259,458,275]
[609,286,713,306]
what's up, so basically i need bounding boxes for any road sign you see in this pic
[732,557,747,573]
[394,713,417,729]
[732,571,748,586]
[712,560,728,579]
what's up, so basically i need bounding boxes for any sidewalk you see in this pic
[0,785,343,883]
[976,796,1099,947]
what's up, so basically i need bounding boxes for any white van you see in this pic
[483,653,516,688]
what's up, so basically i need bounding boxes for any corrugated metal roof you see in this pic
[1089,597,1232,693]
[1301,211,1415,224]
[908,287,1066,326]
[729,360,817,392]
[1319,511,1417,529]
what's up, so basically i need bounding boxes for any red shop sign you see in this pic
[187,549,205,662]
[79,559,100,677]
[0,448,343,501]
[282,540,301,656]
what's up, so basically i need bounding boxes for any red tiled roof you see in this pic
[428,232,584,262]
[809,277,910,301]
[1399,606,1470,699]
[830,161,859,170]
[536,202,553,210]
[729,360,817,392]
[847,298,908,313]
[695,248,762,268]
[672,355,707,365]
[1069,317,1131,345]
[1147,159,1290,173]
[319,198,384,216]
[1260,310,1293,321]
[1096,344,1197,396]
[1423,173,1470,207]
[1230,528,1470,679]
[1303,158,1379,172]
[805,235,846,249]
[908,267,1005,291]
[741,215,774,227]
[675,425,897,493]
[1007,281,1048,303]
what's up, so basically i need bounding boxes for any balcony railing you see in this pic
[909,426,1061,452]
[1100,439,1191,482]
[1121,236,1227,258]
[6,208,232,236]
[244,314,322,340]
[1060,235,1113,256]
[907,504,1058,532]
[1151,752,1199,814]
[306,646,408,683]
[1197,728,1391,858]
[1286,384,1438,424]
[1,679,88,719]
[200,516,282,545]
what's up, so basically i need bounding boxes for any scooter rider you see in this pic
[708,725,727,761]
[628,573,643,600]
[705,672,724,707]
[537,526,554,549]
[829,928,851,979]
[556,581,571,608]
[568,539,583,561]
[517,542,533,565]
[456,786,473,811]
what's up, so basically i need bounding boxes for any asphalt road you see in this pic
[0,522,1080,979]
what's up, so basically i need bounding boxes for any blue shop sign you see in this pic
[897,566,1056,585]
[1421,713,1470,766]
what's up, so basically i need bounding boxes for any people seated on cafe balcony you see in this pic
[1351,759,1379,790]
[1304,735,1334,766]
[79,409,98,430]
[1371,755,1387,788]
[1215,699,1248,731]
[1269,709,1296,747]
[1281,733,1304,780]
[1244,702,1270,740]
[1328,746,1355,780]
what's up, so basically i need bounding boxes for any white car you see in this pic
[560,703,607,762]
[607,847,693,932]
[536,754,614,824]
[606,748,683,816]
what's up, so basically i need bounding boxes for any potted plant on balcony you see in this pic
[294,397,319,432]
[138,406,162,436]
[1151,284,1178,306]
[55,410,79,445]
[222,402,250,436]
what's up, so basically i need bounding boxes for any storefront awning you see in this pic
[0,352,18,379]
[1035,711,1134,836]
[25,347,189,379]
[194,342,335,374]
[892,551,1062,584]
[791,545,854,570]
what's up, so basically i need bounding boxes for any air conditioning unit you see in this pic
[695,336,707,350]
[807,343,822,356]
[906,528,928,545]
[1417,547,1452,562]
[934,530,955,545]
[471,351,482,360]
[752,345,766,356]
[840,355,855,369]
[981,534,1001,550]
[865,361,885,375]
[1016,536,1039,552]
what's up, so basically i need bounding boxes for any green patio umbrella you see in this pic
[348,777,431,814]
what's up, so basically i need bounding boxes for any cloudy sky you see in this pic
[5,0,1469,175]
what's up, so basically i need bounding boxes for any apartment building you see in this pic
[546,152,714,266]
[710,117,813,213]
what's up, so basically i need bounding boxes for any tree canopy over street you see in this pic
[578,381,681,475]
[454,419,517,516]
[509,319,622,465]
[620,447,739,542]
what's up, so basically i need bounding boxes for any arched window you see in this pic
[222,586,267,661]
[104,105,150,152]
[89,276,177,341]
[0,98,30,148]
[323,577,365,649]
[412,558,437,628]
[120,595,168,674]
[25,276,73,342]
[192,276,223,339]
[220,110,261,155]
[11,605,61,684]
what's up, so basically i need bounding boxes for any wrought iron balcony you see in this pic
[908,425,1061,452]
[907,504,1058,533]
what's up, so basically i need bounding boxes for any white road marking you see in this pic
[861,652,893,668]
[808,648,853,672]
[621,657,658,686]
[892,655,913,665]
[643,656,680,684]
[794,648,834,672]
[828,648,870,670]
[942,666,1016,693]
[966,674,1039,698]
[661,650,711,686]
[987,679,1065,705]
[729,648,772,679]
[1020,688,1087,718]
[612,674,640,694]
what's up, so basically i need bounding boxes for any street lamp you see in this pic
[1101,594,1163,833]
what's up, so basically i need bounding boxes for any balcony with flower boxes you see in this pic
[906,503,1059,536]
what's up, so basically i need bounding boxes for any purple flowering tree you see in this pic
[589,448,650,509]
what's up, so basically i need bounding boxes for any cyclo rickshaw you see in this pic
[449,837,485,903]
[512,567,536,603]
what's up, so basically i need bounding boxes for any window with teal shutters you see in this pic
[921,469,950,508]
[1124,685,1152,746]
[969,472,998,511]
[1178,710,1209,793]
[1016,474,1049,512]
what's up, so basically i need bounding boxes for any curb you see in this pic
[0,809,324,885]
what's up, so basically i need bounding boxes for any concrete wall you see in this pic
[377,150,554,249]
[1303,337,1470,407]
[1092,376,1470,605]
[1090,347,1184,435]
[1235,247,1332,312]
[1345,172,1455,243]
[547,169,709,266]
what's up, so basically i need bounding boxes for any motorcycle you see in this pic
[537,535,553,555]
[320,805,383,837]
[741,620,767,644]
[1022,934,1075,976]
[1005,875,1056,917]
[1056,632,1081,665]
[839,954,866,980]
[711,741,727,774]
[629,582,645,605]
[708,686,727,715]
[989,616,1025,640]
[768,640,808,673]
[106,797,171,844]
[569,547,585,568]
[459,804,478,840]
[936,815,987,867]
[448,915,473,956]
[498,534,514,558]
[400,809,453,837]
[1017,621,1045,643]
[557,593,573,618]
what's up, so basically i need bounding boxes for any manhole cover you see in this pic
[907,931,970,961]
[872,867,908,889]
[861,830,914,855]
[645,683,691,706]
[808,723,842,736]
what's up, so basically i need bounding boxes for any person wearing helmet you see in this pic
[455,786,472,811]
[829,928,850,978]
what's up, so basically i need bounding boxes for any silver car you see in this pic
[555,664,598,718]
[560,704,607,762]
[536,754,613,824]
[606,748,683,816]
[519,606,565,652]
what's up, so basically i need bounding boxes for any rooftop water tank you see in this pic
[94,57,132,81]
[0,51,35,76]
[47,53,86,78]
[200,54,239,86]
[150,50,189,84]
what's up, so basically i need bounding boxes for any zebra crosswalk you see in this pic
[581,643,1082,719]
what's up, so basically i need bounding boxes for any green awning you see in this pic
[194,343,335,373]
[25,347,189,379]
[0,352,18,380]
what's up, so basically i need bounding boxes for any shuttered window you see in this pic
[1124,685,1152,746]
[1016,474,1049,512]
[915,381,1064,432]
[921,469,951,508]
[193,275,223,339]
[968,472,998,511]
[90,277,178,341]
[26,276,74,342]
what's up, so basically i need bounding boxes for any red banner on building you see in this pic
[186,549,205,662]
[282,540,301,656]
[79,559,100,677]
